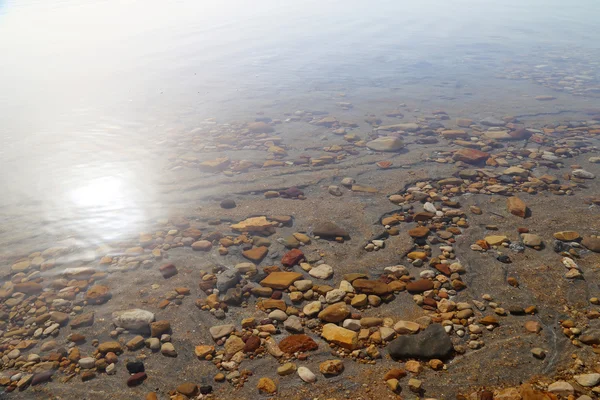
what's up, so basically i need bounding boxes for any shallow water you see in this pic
[2,1,600,398]
[0,2,598,256]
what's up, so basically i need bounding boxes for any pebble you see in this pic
[308,264,333,279]
[297,366,316,383]
[319,359,344,376]
[160,342,177,357]
[574,373,600,387]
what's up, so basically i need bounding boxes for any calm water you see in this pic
[1,0,599,259]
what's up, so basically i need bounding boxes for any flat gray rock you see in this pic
[209,324,235,340]
[216,269,241,292]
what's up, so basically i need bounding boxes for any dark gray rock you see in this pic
[388,324,453,360]
[220,199,236,209]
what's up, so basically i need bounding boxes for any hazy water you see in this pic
[1,0,599,259]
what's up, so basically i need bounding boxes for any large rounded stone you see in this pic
[112,309,155,332]
[366,136,404,152]
[388,324,453,360]
[318,302,350,323]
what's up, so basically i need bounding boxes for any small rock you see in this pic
[297,366,316,383]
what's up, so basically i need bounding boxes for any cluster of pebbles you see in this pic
[2,103,600,399]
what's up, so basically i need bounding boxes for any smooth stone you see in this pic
[574,373,600,387]
[297,366,316,383]
[388,324,453,360]
[209,324,235,340]
[366,136,404,152]
[521,233,542,247]
[547,381,574,395]
[313,222,350,239]
[112,309,155,332]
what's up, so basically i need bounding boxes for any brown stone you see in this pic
[479,316,499,325]
[413,212,434,221]
[126,336,145,350]
[150,320,171,337]
[281,249,305,267]
[260,272,303,289]
[352,279,391,295]
[279,334,318,353]
[318,302,350,323]
[13,282,43,295]
[406,280,434,293]
[261,299,287,311]
[85,285,111,305]
[453,148,490,164]
[127,372,147,387]
[181,227,203,239]
[191,240,213,251]
[257,377,277,394]
[507,196,527,218]
[553,231,580,241]
[177,383,198,397]
[242,246,269,263]
[524,321,541,333]
[582,236,600,252]
[319,359,344,376]
[243,336,261,353]
[384,368,407,381]
[97,341,122,354]
[70,312,95,328]
[159,264,178,278]
[408,226,430,238]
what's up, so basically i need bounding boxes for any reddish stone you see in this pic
[278,334,318,353]
[85,285,111,305]
[127,372,147,387]
[281,249,305,267]
[406,279,434,293]
[509,128,532,140]
[452,148,490,164]
[270,290,283,300]
[159,264,178,279]
[243,336,261,353]
[423,298,437,307]
[434,264,451,276]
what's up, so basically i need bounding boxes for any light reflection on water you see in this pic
[0,0,599,260]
